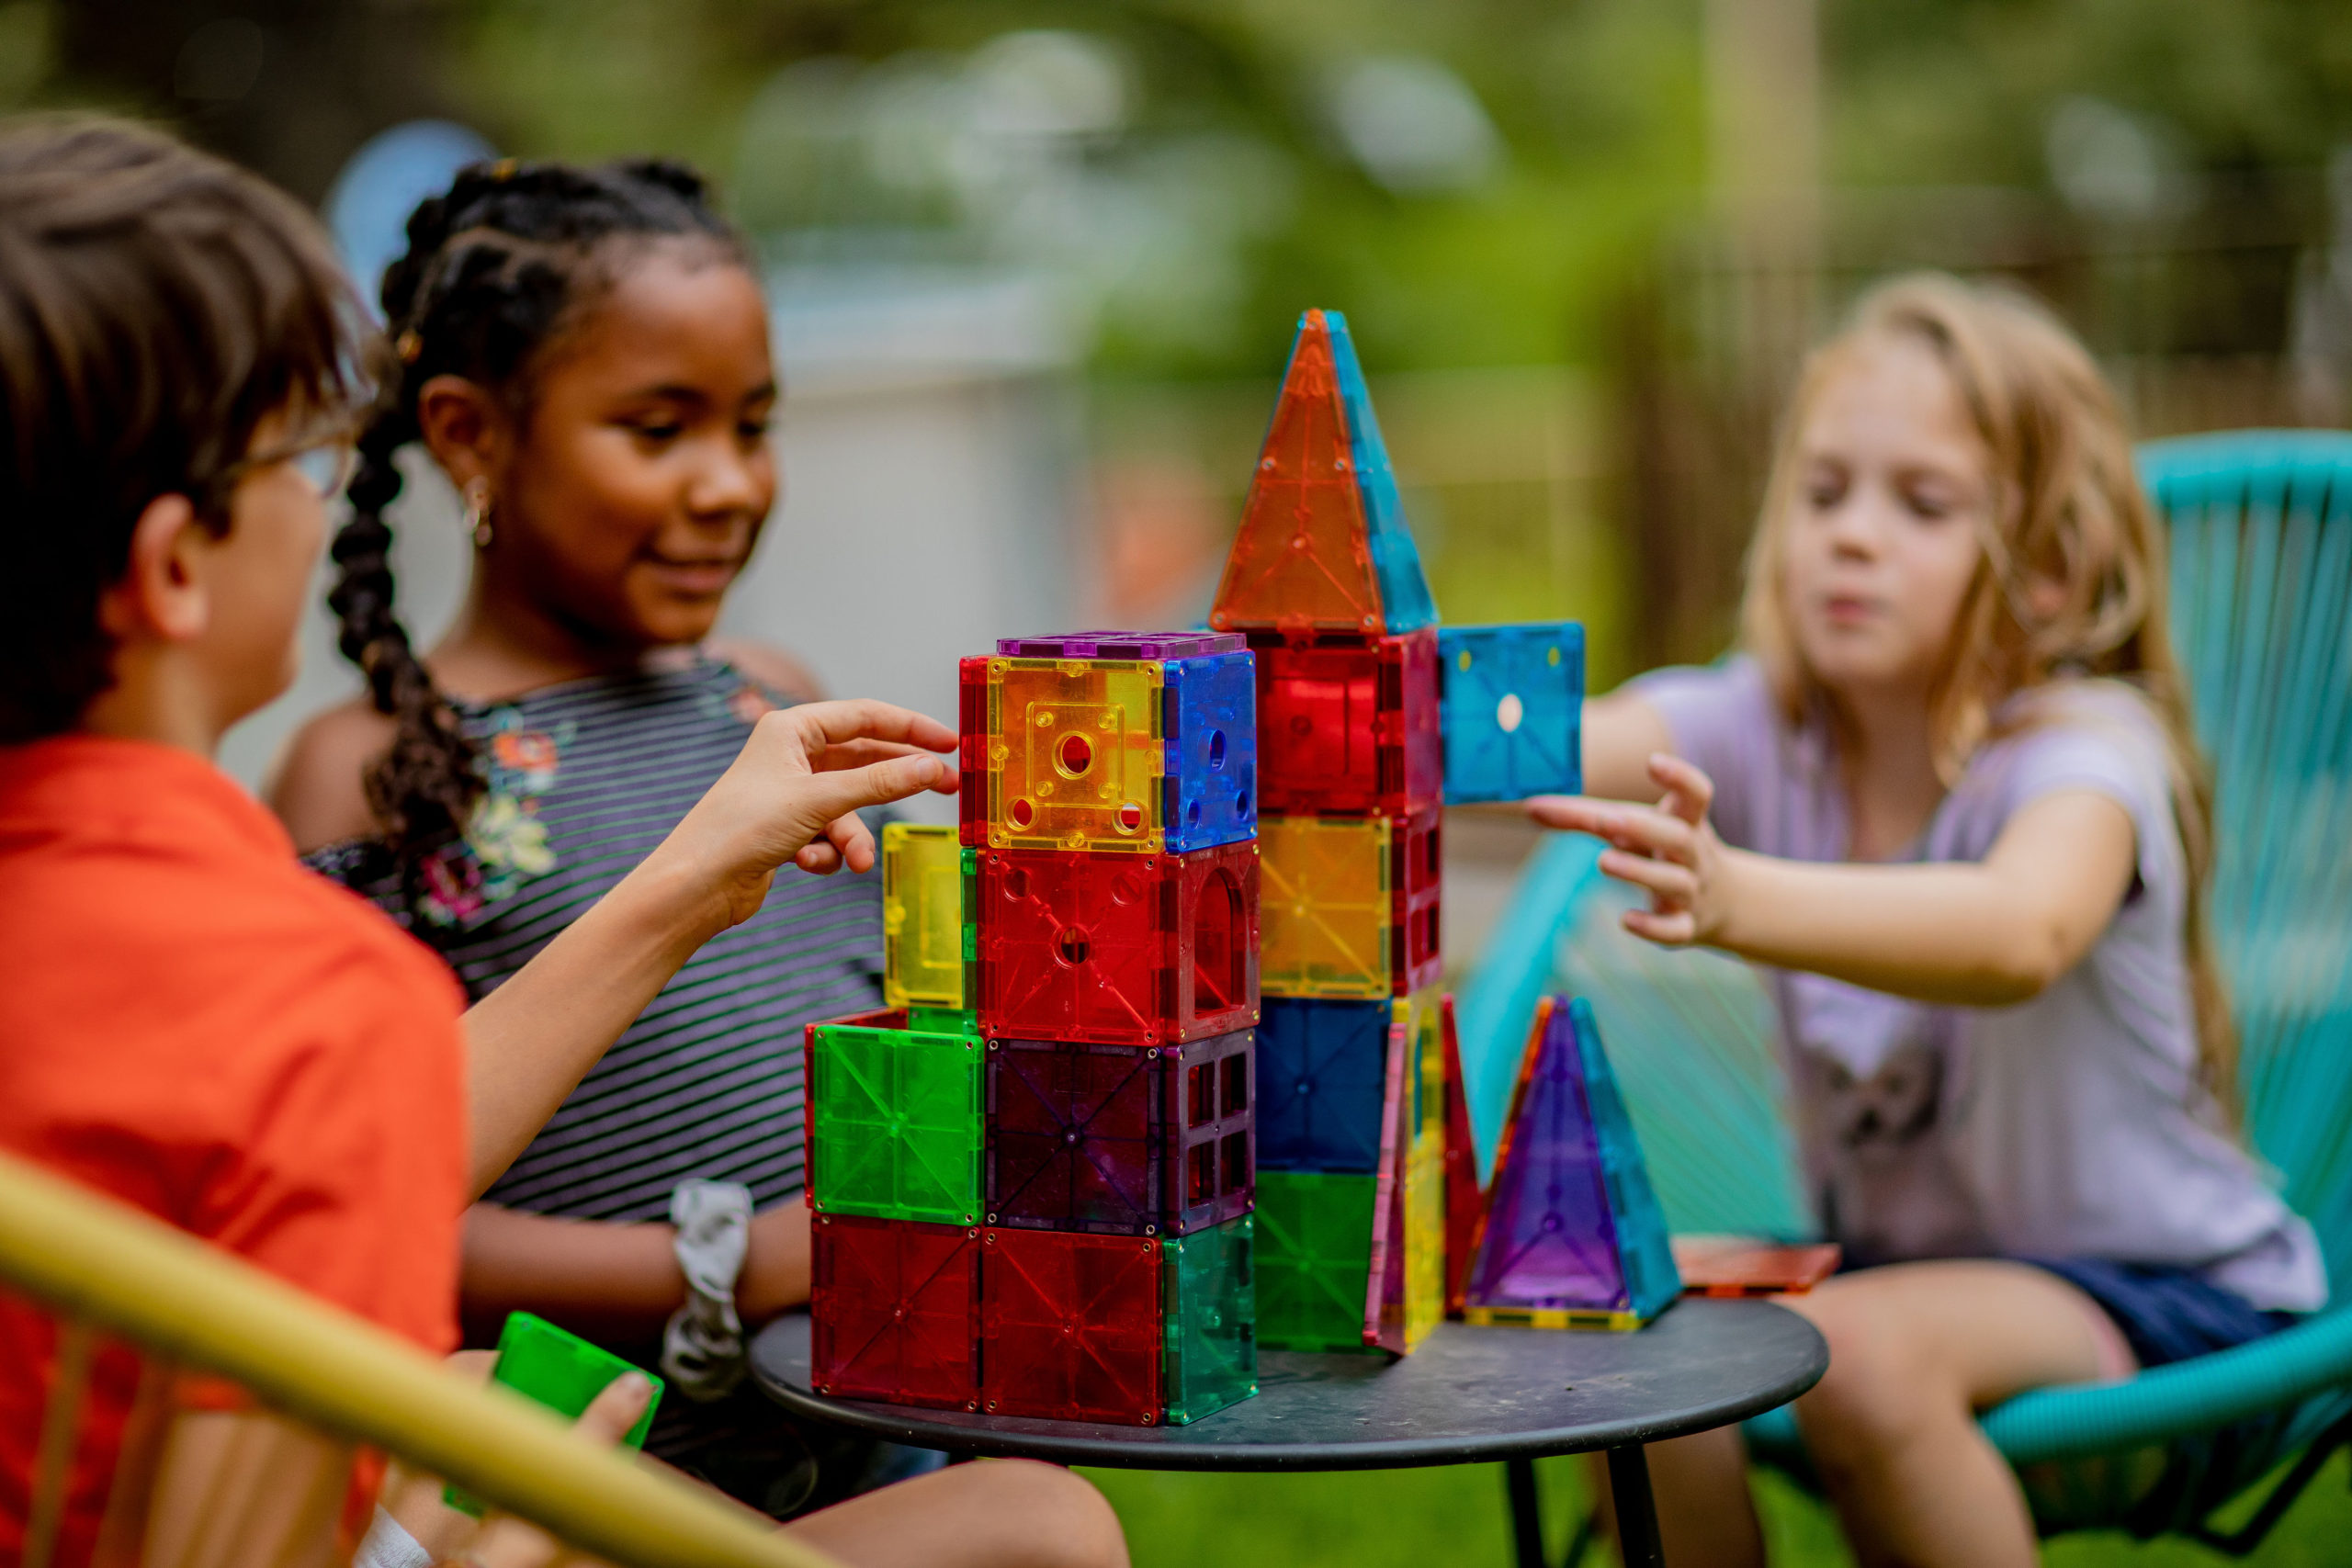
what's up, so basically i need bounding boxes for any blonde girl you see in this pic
[1541,274,2324,1568]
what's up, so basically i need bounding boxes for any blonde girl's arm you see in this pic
[1577,690,1679,802]
[1531,754,2140,1007]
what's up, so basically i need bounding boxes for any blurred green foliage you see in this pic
[9,0,2352,380]
[1829,0,2352,188]
[446,0,1708,378]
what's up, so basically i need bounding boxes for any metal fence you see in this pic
[1615,180,2335,667]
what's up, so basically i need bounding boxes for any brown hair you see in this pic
[1739,273,2235,1108]
[0,115,370,741]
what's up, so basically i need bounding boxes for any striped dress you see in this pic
[306,649,885,1224]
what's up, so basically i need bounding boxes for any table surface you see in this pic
[750,1296,1826,1472]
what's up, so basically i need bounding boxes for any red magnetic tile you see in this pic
[980,1228,1164,1425]
[1440,995,1482,1316]
[809,1214,979,1410]
[957,657,990,848]
[976,840,1259,1046]
[1391,806,1442,996]
[1252,629,1440,817]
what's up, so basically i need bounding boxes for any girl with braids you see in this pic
[268,156,922,1516]
[1543,275,2322,1567]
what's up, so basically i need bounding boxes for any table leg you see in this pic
[1605,1444,1666,1568]
[1505,1456,1546,1568]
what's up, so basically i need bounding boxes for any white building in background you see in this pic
[219,264,1088,824]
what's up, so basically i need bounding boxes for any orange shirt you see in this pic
[0,736,469,1562]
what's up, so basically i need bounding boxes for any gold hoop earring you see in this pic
[463,478,493,550]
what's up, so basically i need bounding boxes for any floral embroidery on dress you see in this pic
[724,681,780,727]
[413,709,568,929]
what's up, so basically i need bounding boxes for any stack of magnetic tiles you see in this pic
[1212,307,1589,1357]
[803,630,1261,1427]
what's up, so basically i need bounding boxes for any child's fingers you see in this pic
[809,739,964,795]
[784,699,958,757]
[1557,801,1695,866]
[795,808,884,869]
[1526,796,1695,863]
[1646,753,1715,826]
[786,753,948,828]
[1524,795,1612,834]
[1623,906,1698,946]
[1598,848,1696,908]
[836,814,876,873]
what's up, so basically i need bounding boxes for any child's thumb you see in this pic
[571,1371,653,1447]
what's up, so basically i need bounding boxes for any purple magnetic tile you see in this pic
[1163,1029,1255,1235]
[1463,1003,1626,1313]
[986,1041,1161,1234]
[996,630,1248,660]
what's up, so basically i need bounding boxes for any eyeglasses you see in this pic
[284,442,359,499]
[206,435,359,510]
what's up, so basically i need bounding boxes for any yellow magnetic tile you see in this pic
[1403,1132,1445,1350]
[882,823,966,1009]
[1259,815,1393,998]
[1395,986,1445,1143]
[980,658,1167,853]
[1462,1305,1646,1333]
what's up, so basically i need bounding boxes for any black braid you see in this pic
[325,157,745,931]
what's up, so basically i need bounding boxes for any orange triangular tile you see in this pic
[1210,310,1385,637]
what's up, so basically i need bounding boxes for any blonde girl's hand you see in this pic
[657,699,960,931]
[1525,753,1735,948]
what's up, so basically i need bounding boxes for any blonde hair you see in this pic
[1739,272,2235,1109]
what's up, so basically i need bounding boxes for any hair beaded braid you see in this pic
[326,157,746,929]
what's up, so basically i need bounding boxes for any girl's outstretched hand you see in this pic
[1526,753,1735,948]
[662,699,960,932]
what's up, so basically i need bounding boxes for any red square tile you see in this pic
[1252,629,1439,817]
[975,841,1259,1046]
[809,1214,979,1409]
[980,1228,1163,1425]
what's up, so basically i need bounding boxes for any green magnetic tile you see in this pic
[1253,1172,1377,1352]
[811,1019,982,1224]
[1162,1214,1257,1424]
[960,846,980,1010]
[445,1312,662,1515]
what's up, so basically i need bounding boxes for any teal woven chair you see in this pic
[1458,430,2352,1550]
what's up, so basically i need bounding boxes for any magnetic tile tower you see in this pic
[1223,308,1589,1357]
[805,631,1263,1427]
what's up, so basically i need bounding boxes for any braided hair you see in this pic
[328,157,746,926]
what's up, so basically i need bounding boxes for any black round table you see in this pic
[752,1298,1826,1567]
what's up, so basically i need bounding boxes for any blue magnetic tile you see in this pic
[1571,998,1681,1321]
[1325,310,1439,635]
[1438,622,1584,804]
[1256,997,1388,1173]
[1161,649,1259,852]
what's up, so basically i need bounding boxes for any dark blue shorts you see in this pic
[2016,1255,2297,1369]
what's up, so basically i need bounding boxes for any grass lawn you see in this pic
[1080,1448,2352,1566]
